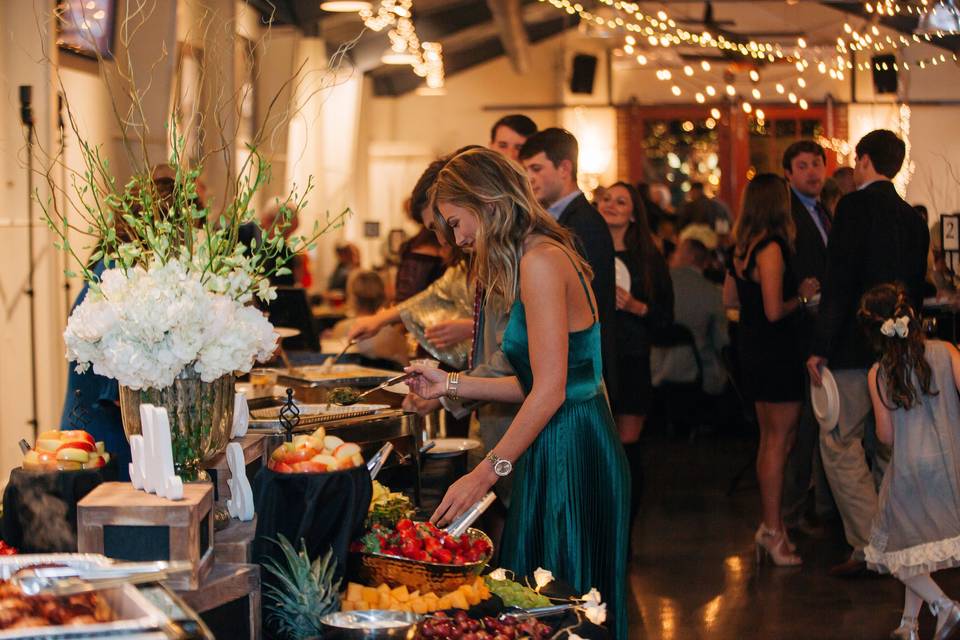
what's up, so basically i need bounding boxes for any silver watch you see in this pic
[486,452,513,477]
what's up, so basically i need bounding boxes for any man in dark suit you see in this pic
[808,129,930,576]
[780,140,835,534]
[517,128,618,404]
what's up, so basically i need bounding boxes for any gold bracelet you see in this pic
[445,372,460,400]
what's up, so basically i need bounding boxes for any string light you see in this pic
[358,0,446,89]
[895,103,916,196]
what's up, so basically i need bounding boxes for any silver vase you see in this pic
[119,365,235,482]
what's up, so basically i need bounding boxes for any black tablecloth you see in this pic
[252,465,372,583]
[1,465,114,552]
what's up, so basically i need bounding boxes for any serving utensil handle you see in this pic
[445,491,496,538]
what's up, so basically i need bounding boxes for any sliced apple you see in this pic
[36,438,62,453]
[38,430,62,441]
[270,442,295,461]
[292,435,322,451]
[56,448,90,463]
[311,426,326,441]
[57,440,95,453]
[60,430,95,446]
[323,435,345,452]
[57,461,83,471]
[332,443,361,461]
[95,441,106,454]
[102,452,111,464]
[310,454,338,470]
[22,450,43,471]
[83,454,106,470]
[350,452,364,468]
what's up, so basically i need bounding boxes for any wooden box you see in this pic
[77,482,214,590]
[214,516,257,564]
[176,563,260,640]
[202,434,267,508]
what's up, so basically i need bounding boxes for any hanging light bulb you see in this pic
[684,65,694,76]
[799,98,809,109]
[706,85,717,96]
[742,101,753,113]
[695,92,706,103]
[788,92,798,103]
[637,54,648,65]
[776,83,785,94]
[726,84,736,96]
[671,85,682,96]
[749,69,760,82]
[797,77,807,88]
[752,88,761,100]
[710,107,722,119]
[756,108,766,120]
[701,60,711,71]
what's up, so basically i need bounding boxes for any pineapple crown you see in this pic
[263,535,341,640]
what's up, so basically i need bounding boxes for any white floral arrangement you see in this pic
[65,258,279,390]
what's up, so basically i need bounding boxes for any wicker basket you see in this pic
[352,528,492,594]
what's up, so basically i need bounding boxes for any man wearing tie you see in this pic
[781,140,835,539]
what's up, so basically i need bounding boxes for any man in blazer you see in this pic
[807,129,930,576]
[781,140,835,534]
[518,128,618,404]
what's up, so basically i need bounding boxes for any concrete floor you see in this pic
[627,432,960,640]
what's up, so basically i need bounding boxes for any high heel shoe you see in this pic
[754,524,802,566]
[934,599,960,640]
[890,616,919,640]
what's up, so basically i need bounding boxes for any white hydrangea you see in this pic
[64,258,278,390]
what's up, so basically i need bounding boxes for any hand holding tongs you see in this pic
[444,491,497,538]
[12,560,192,596]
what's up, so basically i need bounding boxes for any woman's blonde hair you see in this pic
[732,173,796,261]
[429,148,590,311]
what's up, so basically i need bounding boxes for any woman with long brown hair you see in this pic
[404,148,630,639]
[723,173,819,566]
[859,283,960,640]
[598,181,673,543]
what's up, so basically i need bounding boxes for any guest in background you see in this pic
[327,242,359,291]
[488,114,537,162]
[394,191,450,303]
[820,177,843,218]
[677,182,732,232]
[655,232,729,397]
[637,182,668,231]
[655,215,679,260]
[519,128,618,405]
[781,140,836,536]
[329,271,409,367]
[591,185,607,207]
[724,173,820,566]
[858,284,960,640]
[807,129,930,577]
[598,182,673,533]
[833,166,856,195]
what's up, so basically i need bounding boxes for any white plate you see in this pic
[275,326,301,339]
[614,257,631,292]
[383,382,410,395]
[425,438,482,458]
[811,366,840,431]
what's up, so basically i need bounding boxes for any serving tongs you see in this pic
[334,372,416,406]
[12,560,192,596]
[366,442,394,480]
[500,603,577,621]
[444,491,497,538]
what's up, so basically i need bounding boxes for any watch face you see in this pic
[494,459,512,476]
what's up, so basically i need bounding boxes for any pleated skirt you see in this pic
[499,393,631,640]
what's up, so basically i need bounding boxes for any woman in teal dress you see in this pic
[405,148,630,638]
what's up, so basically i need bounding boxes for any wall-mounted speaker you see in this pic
[570,54,598,94]
[871,54,898,94]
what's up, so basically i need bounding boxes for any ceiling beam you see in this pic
[486,0,531,74]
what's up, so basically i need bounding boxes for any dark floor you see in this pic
[627,431,960,640]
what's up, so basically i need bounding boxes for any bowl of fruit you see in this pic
[22,430,111,472]
[267,427,365,474]
[351,519,493,594]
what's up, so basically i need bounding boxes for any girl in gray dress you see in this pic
[860,284,960,640]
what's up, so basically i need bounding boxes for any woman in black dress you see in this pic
[723,173,819,566]
[599,182,674,532]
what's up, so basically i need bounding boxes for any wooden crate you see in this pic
[214,516,256,564]
[77,482,214,590]
[202,434,267,507]
[176,563,260,640]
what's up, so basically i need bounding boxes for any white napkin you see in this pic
[231,391,250,439]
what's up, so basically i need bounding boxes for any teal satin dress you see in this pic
[498,260,631,640]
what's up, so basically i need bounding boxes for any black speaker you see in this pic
[872,54,898,94]
[570,54,598,94]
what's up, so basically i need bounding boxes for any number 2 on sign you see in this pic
[943,215,960,252]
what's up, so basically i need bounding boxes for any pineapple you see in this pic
[263,534,341,640]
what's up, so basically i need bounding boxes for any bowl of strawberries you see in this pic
[351,519,493,594]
